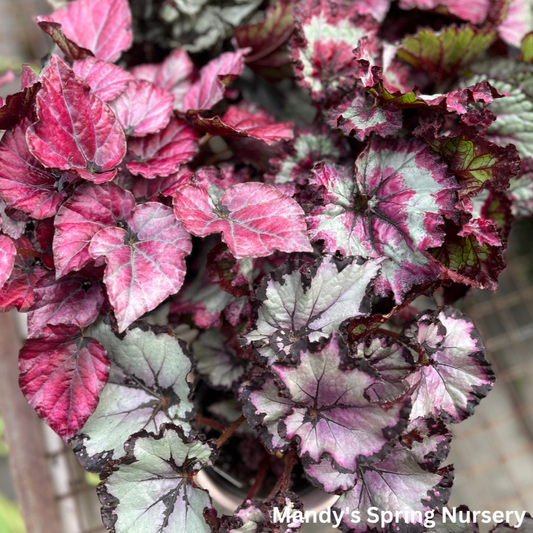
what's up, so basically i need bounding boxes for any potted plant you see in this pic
[0,0,532,531]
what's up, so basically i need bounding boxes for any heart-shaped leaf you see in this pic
[26,55,127,183]
[18,325,110,440]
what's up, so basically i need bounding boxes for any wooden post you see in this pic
[0,312,62,533]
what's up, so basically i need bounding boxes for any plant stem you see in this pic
[246,455,270,500]
[16,248,43,258]
[267,449,298,501]
[216,414,245,449]
[194,414,227,433]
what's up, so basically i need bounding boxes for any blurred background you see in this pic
[0,1,532,532]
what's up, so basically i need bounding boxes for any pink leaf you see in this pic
[0,235,16,290]
[88,202,192,332]
[73,57,134,102]
[36,0,133,62]
[126,118,200,179]
[174,181,312,259]
[26,55,126,183]
[180,49,248,114]
[194,102,294,145]
[130,49,194,110]
[53,182,136,277]
[109,80,174,137]
[27,272,104,338]
[398,0,490,24]
[0,70,16,89]
[19,325,110,441]
[0,116,70,220]
[37,21,94,61]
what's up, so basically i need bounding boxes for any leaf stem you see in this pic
[246,455,270,500]
[194,414,228,433]
[216,414,245,449]
[267,449,298,501]
[16,248,43,258]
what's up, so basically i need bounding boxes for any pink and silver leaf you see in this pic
[89,202,192,332]
[26,55,126,183]
[174,181,312,259]
[36,0,133,62]
[0,235,16,290]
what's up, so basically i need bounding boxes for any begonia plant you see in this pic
[0,0,532,531]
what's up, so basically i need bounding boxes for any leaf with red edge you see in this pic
[72,57,134,102]
[0,241,47,312]
[36,0,133,62]
[307,137,459,303]
[398,0,491,24]
[174,181,312,259]
[0,116,71,220]
[109,80,174,137]
[26,55,126,183]
[180,49,249,114]
[234,1,296,64]
[290,0,379,102]
[327,91,402,141]
[130,48,194,111]
[404,307,494,423]
[242,334,409,471]
[53,182,136,277]
[0,80,41,131]
[397,25,496,84]
[430,134,520,198]
[332,446,453,532]
[0,235,16,290]
[429,218,506,291]
[18,325,110,441]
[126,118,199,178]
[27,272,104,338]
[194,102,294,145]
[88,202,192,332]
[129,169,193,201]
[37,21,94,61]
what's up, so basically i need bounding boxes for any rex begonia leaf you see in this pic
[243,334,409,471]
[398,0,491,24]
[491,515,533,533]
[466,61,533,160]
[126,118,200,178]
[53,182,136,277]
[234,1,296,64]
[498,0,533,48]
[26,55,126,183]
[89,202,192,332]
[429,219,505,291]
[98,426,216,533]
[36,21,94,61]
[0,116,70,220]
[18,325,110,440]
[290,0,379,102]
[130,48,194,111]
[0,243,47,312]
[109,80,174,137]
[0,78,41,131]
[397,25,496,83]
[36,0,133,62]
[72,56,134,102]
[508,161,533,217]
[72,322,194,471]
[307,136,459,303]
[327,91,402,141]
[349,334,415,404]
[27,272,103,338]
[192,329,248,390]
[173,181,312,259]
[180,49,249,114]
[431,133,520,198]
[194,102,294,146]
[245,256,382,364]
[521,32,533,62]
[404,307,494,423]
[267,129,343,195]
[130,168,192,202]
[0,201,26,240]
[0,235,16,290]
[333,446,453,533]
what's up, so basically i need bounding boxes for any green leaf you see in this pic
[521,32,533,63]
